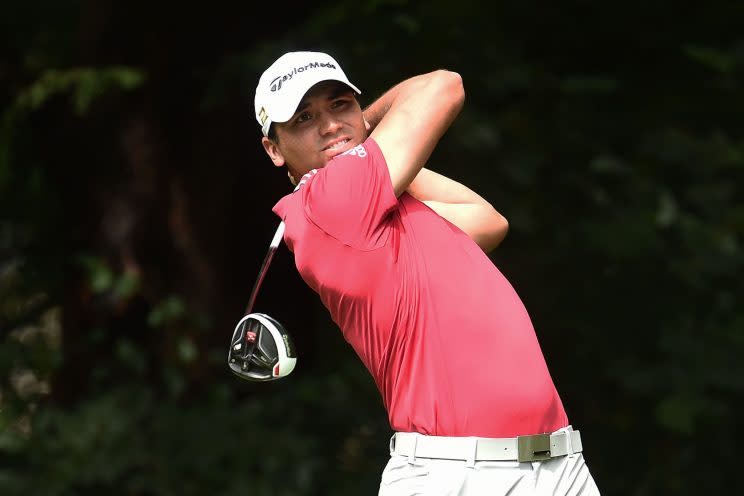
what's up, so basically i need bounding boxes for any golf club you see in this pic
[228,221,297,381]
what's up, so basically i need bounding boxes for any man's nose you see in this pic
[318,112,342,134]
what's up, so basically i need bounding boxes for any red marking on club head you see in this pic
[273,363,280,376]
[245,331,257,343]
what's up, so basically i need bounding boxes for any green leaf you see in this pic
[113,270,140,300]
[77,255,114,294]
[655,394,703,436]
[12,66,146,115]
[684,45,735,73]
[177,337,198,363]
[147,296,186,328]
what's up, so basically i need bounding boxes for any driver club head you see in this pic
[228,313,296,381]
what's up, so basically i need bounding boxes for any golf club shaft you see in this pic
[244,221,285,315]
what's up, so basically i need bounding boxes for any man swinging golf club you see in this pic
[249,50,601,495]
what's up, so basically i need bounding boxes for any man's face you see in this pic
[262,81,366,180]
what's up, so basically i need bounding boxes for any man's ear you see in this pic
[262,137,285,167]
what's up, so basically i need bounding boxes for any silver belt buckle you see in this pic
[517,433,551,462]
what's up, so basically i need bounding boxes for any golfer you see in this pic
[254,51,600,495]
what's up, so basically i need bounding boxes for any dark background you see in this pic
[1,1,742,494]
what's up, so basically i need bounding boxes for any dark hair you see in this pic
[267,124,278,142]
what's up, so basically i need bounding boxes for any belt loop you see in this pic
[407,433,418,465]
[389,433,396,455]
[465,437,477,469]
[566,425,574,456]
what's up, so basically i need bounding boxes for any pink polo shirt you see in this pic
[272,138,568,437]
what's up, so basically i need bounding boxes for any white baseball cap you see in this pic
[254,51,361,137]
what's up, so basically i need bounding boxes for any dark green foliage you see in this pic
[1,1,742,494]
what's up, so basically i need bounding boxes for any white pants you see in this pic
[378,440,600,495]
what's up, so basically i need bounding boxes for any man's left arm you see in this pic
[406,168,509,253]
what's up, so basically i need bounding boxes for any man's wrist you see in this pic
[362,103,386,132]
[362,78,406,132]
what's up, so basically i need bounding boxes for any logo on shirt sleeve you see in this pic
[339,144,367,158]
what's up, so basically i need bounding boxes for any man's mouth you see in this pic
[322,138,351,152]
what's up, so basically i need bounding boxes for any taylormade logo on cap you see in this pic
[254,51,361,137]
[269,61,339,93]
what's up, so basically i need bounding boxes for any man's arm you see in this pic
[366,70,464,197]
[407,168,508,252]
[364,76,508,253]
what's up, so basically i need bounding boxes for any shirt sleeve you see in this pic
[302,138,398,249]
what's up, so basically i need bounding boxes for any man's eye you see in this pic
[331,99,348,109]
[296,112,311,123]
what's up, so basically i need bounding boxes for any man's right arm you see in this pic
[364,75,507,252]
[407,168,509,252]
[366,70,464,197]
